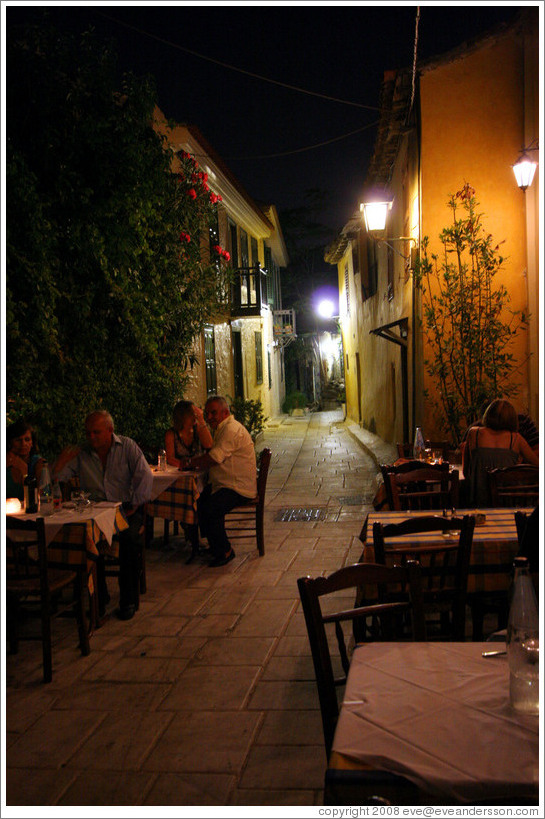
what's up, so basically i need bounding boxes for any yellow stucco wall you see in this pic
[419,33,532,439]
[340,133,420,445]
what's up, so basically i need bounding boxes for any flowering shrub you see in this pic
[6,21,234,453]
[414,184,528,444]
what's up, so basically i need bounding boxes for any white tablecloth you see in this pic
[332,642,539,804]
[8,502,123,547]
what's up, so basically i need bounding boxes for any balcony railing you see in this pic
[273,309,296,348]
[231,264,268,317]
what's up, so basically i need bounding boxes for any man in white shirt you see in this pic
[183,396,256,567]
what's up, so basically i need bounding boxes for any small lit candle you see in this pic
[6,498,23,515]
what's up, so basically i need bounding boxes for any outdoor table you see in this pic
[325,641,539,805]
[6,502,129,601]
[359,507,529,595]
[144,466,202,546]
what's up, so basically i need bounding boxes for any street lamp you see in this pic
[512,147,538,191]
[316,298,336,319]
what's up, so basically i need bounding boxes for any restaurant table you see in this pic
[6,502,129,599]
[144,466,202,546]
[359,507,531,595]
[326,641,539,805]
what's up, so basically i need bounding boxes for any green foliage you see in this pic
[229,397,267,441]
[6,20,230,458]
[282,391,308,414]
[414,183,528,445]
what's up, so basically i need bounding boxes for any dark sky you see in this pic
[6,3,524,233]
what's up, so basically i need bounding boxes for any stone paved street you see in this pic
[5,410,395,810]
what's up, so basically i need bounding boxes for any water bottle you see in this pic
[507,556,539,714]
[38,462,54,516]
[158,449,167,471]
[23,473,39,514]
[413,426,425,461]
[52,480,63,512]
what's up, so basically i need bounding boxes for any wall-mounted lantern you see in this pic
[512,141,539,191]
[359,200,392,232]
[360,198,416,265]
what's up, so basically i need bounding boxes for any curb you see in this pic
[344,422,397,470]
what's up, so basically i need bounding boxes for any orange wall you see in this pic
[419,34,531,439]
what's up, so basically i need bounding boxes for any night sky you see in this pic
[5,3,524,235]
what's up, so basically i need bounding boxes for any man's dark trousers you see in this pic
[199,485,247,559]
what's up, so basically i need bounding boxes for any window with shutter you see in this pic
[344,264,350,316]
[204,325,217,395]
[255,331,263,384]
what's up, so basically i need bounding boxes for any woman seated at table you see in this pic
[463,398,538,507]
[165,401,213,562]
[165,401,213,475]
[6,419,45,501]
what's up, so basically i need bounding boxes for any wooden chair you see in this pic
[297,561,426,760]
[387,464,459,511]
[224,447,272,556]
[372,514,475,641]
[396,442,413,459]
[487,465,539,508]
[6,517,90,683]
[379,460,445,510]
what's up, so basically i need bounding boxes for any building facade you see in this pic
[326,9,540,446]
[154,112,289,421]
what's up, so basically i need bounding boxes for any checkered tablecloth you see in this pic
[360,508,529,594]
[146,471,200,525]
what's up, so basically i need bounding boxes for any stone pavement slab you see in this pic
[5,409,389,810]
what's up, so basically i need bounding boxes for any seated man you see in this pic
[182,396,256,567]
[56,410,153,620]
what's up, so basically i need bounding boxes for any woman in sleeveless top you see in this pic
[6,420,45,501]
[463,399,538,507]
[165,401,213,487]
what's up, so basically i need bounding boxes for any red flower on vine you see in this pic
[188,188,197,200]
[179,232,191,243]
[213,244,231,262]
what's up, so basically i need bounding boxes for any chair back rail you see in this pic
[487,465,539,508]
[387,465,459,511]
[380,460,448,509]
[298,560,426,760]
